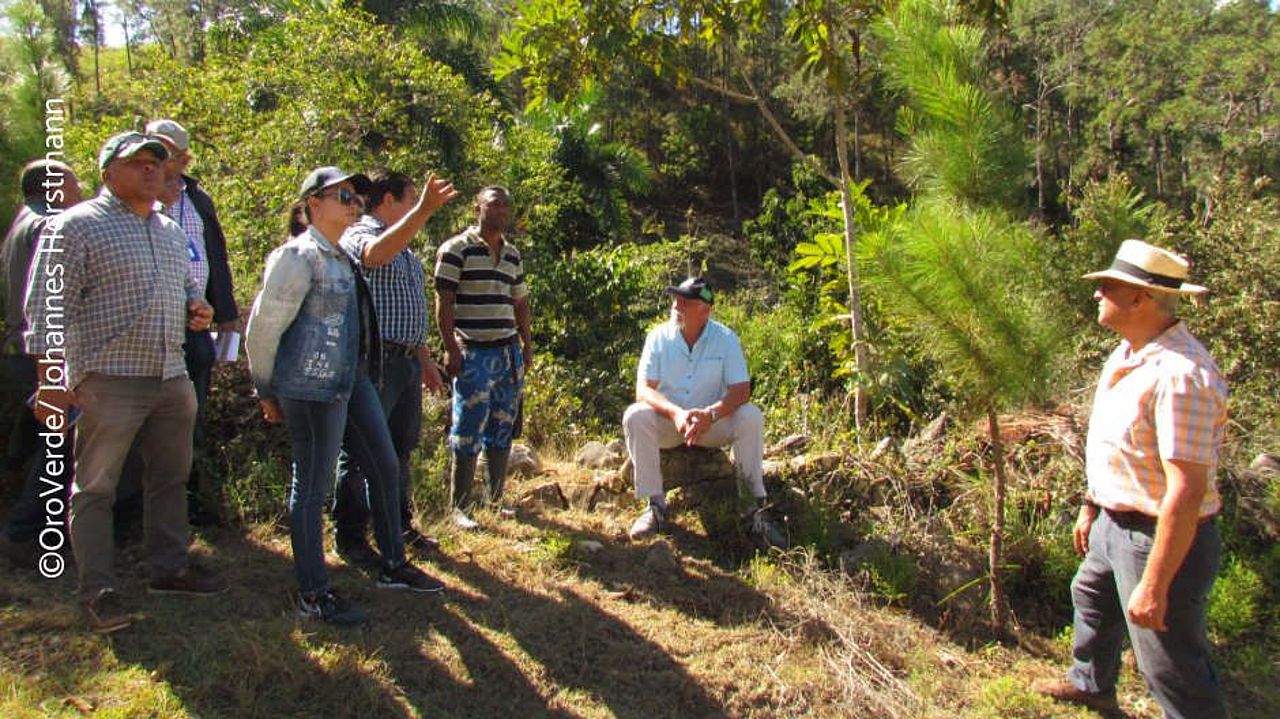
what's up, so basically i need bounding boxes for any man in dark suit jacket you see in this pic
[147,119,238,524]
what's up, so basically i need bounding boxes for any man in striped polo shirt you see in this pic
[434,187,532,529]
[1038,240,1228,719]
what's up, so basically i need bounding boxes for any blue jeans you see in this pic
[279,371,404,595]
[449,343,524,457]
[333,353,422,541]
[1067,510,1227,719]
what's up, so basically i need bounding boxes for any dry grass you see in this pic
[0,463,1265,718]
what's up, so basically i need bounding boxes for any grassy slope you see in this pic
[0,462,1206,719]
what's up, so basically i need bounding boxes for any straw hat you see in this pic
[1083,239,1207,295]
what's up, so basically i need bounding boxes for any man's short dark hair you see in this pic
[20,159,72,198]
[477,185,512,205]
[365,169,415,212]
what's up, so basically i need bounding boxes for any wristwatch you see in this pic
[709,407,720,422]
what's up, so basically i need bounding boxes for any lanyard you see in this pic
[174,194,201,262]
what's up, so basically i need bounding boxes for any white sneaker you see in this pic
[452,509,479,531]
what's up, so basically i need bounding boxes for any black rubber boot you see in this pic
[450,452,478,510]
[484,447,509,504]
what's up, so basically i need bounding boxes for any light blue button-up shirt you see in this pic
[637,318,749,410]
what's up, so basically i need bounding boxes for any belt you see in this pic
[1104,507,1217,529]
[461,336,518,349]
[382,341,419,358]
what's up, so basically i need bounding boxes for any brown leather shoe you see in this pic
[148,565,229,596]
[82,589,135,634]
[1034,679,1122,716]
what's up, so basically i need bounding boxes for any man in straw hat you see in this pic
[1037,240,1228,718]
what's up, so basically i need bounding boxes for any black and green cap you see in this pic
[666,276,714,304]
[98,131,169,171]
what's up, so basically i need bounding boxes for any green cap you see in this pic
[98,131,169,171]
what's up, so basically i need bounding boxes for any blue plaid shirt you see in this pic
[340,214,429,347]
[164,182,209,295]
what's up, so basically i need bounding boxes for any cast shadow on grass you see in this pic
[69,523,725,718]
[105,527,429,718]
[513,504,827,636]
[409,550,728,719]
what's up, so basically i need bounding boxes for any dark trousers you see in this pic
[184,329,216,508]
[4,430,74,546]
[2,354,52,542]
[280,370,404,594]
[1067,510,1227,719]
[2,354,40,473]
[334,353,421,541]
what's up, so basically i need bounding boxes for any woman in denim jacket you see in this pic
[245,167,444,626]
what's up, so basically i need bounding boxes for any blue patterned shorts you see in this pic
[449,343,524,456]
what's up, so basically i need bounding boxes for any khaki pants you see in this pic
[71,375,196,595]
[623,401,766,501]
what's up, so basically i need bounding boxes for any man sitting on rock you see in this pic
[622,277,785,547]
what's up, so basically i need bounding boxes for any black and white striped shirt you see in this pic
[433,227,527,344]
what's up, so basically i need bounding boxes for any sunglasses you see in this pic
[315,188,363,206]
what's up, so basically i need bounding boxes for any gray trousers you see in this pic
[1067,509,1227,719]
[71,375,196,595]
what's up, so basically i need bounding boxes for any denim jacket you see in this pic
[247,227,379,402]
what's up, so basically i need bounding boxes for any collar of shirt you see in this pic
[1105,321,1186,386]
[100,185,152,219]
[306,225,346,256]
[463,226,510,256]
[357,214,387,232]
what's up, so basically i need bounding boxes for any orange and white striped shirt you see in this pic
[1085,322,1227,518]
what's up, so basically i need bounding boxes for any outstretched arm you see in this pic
[359,174,458,267]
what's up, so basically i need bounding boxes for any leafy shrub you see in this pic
[712,293,844,441]
[740,161,832,273]
[1207,555,1266,644]
[66,5,495,310]
[521,353,602,450]
[524,240,689,436]
[867,551,919,606]
[1177,179,1280,455]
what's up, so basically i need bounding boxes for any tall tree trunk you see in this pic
[1034,67,1047,215]
[852,32,863,182]
[1153,134,1165,196]
[987,408,1008,636]
[833,100,868,430]
[722,42,740,221]
[122,9,134,76]
[853,106,862,182]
